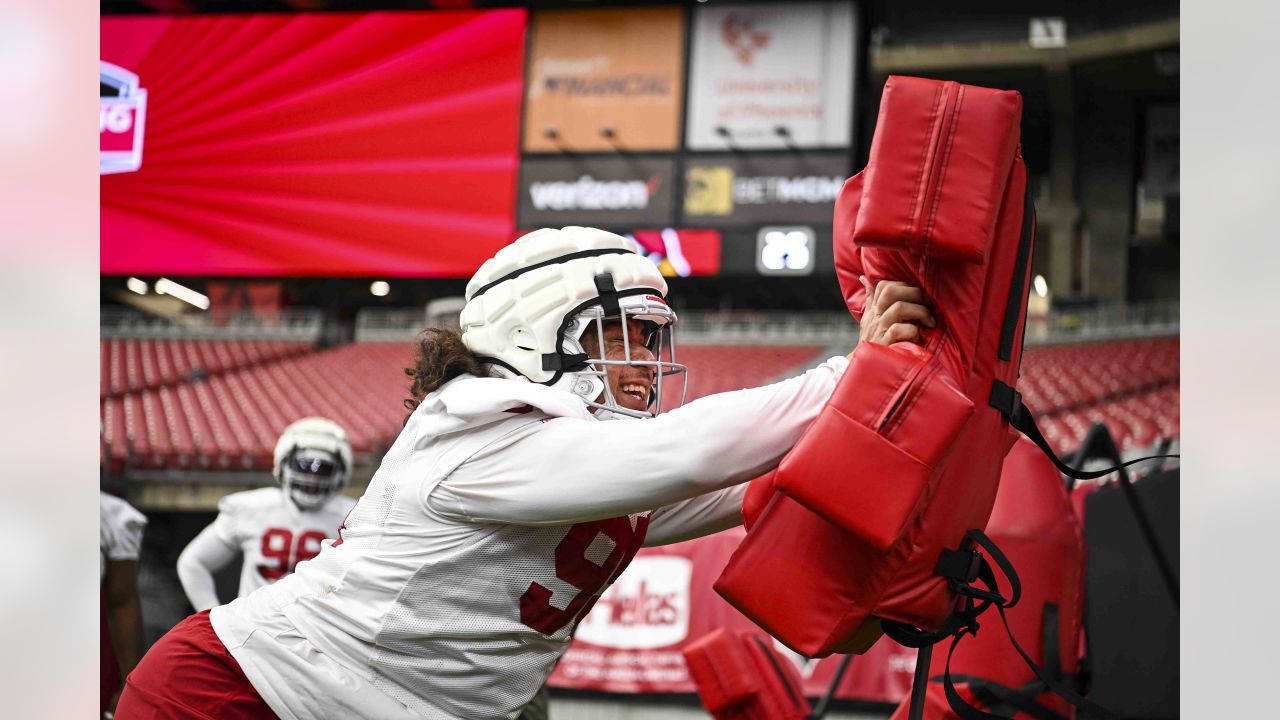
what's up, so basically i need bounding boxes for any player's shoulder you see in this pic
[100,491,147,556]
[217,486,285,515]
[329,494,358,514]
[100,491,146,528]
[305,493,356,522]
[430,375,592,424]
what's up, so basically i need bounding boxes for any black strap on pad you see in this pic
[885,530,1119,720]
[989,381,1178,481]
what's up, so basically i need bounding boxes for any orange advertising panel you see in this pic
[524,7,686,153]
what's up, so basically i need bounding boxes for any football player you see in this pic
[175,418,357,612]
[100,490,147,717]
[119,227,934,720]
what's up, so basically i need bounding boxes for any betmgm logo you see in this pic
[684,166,734,216]
[100,61,147,175]
[686,166,844,216]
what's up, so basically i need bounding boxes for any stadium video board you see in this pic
[523,7,687,153]
[686,1,857,150]
[101,11,527,277]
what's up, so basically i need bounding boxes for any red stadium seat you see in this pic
[100,339,315,399]
[99,341,828,473]
[99,337,1176,478]
[157,387,195,468]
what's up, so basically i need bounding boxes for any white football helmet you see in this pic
[460,226,687,418]
[272,417,352,511]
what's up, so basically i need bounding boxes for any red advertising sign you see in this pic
[547,528,917,704]
[98,106,138,152]
[100,11,527,277]
[100,61,147,173]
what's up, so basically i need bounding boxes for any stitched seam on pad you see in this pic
[868,351,924,429]
[914,83,948,251]
[904,83,943,247]
[923,84,964,258]
[885,354,954,442]
[881,361,938,437]
[868,356,915,425]
[826,402,929,468]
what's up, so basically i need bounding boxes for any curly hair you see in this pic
[403,327,490,420]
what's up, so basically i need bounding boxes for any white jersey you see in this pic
[211,357,847,720]
[100,492,147,581]
[177,488,355,611]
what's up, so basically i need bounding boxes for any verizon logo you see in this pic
[529,175,660,211]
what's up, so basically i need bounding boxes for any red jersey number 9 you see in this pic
[257,528,330,581]
[519,515,649,635]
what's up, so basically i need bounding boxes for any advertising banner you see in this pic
[518,156,676,228]
[683,152,851,226]
[547,528,918,703]
[524,8,686,153]
[687,2,856,150]
[101,11,526,277]
[100,62,148,175]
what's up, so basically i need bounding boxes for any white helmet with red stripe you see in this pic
[460,226,686,418]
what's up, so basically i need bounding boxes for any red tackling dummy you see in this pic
[887,438,1085,720]
[682,628,812,720]
[717,76,1034,657]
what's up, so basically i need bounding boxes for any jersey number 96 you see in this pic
[258,527,327,581]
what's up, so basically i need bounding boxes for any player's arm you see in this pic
[431,356,847,525]
[642,483,747,547]
[176,520,240,612]
[102,558,144,681]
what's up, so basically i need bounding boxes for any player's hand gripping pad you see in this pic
[887,438,1086,719]
[683,628,813,720]
[716,76,1032,657]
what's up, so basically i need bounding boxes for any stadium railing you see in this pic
[355,301,1178,346]
[101,307,324,341]
[1026,299,1179,344]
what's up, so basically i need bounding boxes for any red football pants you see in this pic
[115,611,278,720]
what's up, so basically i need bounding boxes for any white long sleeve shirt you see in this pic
[211,357,847,720]
[176,488,355,611]
[100,492,147,581]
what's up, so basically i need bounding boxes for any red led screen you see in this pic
[101,11,527,277]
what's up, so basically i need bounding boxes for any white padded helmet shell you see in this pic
[460,227,674,385]
[272,417,352,481]
[272,417,352,510]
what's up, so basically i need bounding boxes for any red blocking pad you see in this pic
[717,75,1034,657]
[683,628,813,720]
